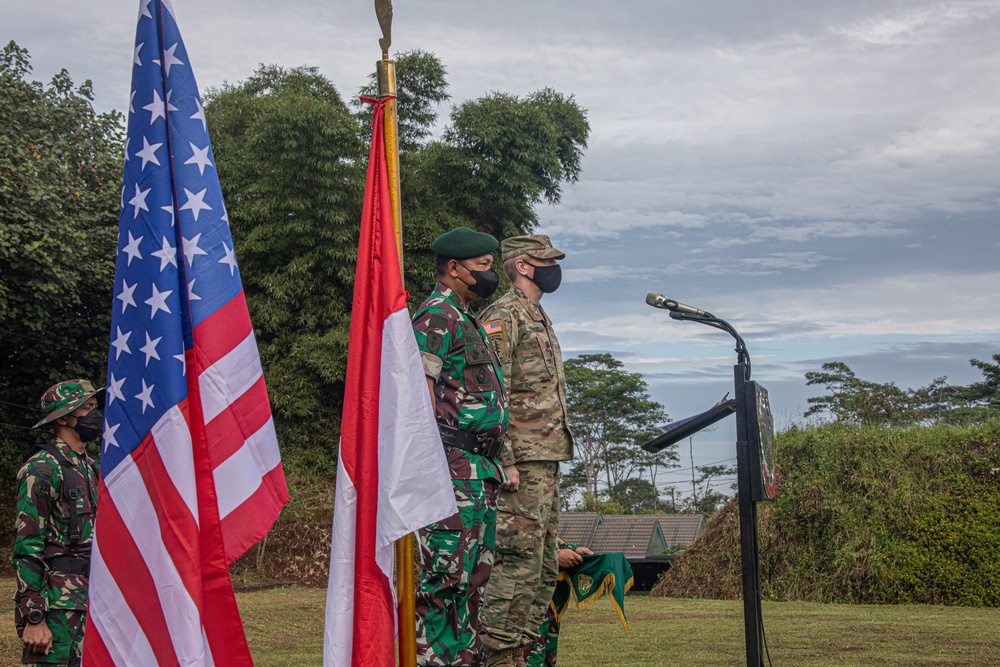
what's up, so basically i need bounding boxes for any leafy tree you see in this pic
[805,361,919,426]
[609,478,661,514]
[682,463,737,515]
[205,53,591,465]
[439,88,589,241]
[204,65,366,461]
[0,41,123,535]
[564,353,673,498]
[958,354,1000,411]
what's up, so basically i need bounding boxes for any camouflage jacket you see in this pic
[13,438,99,615]
[413,283,509,482]
[481,285,574,466]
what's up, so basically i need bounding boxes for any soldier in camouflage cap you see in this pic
[479,235,573,667]
[412,227,510,666]
[15,379,102,666]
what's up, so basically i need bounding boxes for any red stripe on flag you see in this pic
[204,374,272,464]
[80,622,113,667]
[193,290,253,366]
[135,432,202,600]
[220,464,289,558]
[95,482,183,667]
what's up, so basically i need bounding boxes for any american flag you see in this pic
[83,1,288,664]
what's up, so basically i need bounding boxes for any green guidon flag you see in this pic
[551,552,634,630]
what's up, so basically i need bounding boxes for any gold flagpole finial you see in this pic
[375,0,393,59]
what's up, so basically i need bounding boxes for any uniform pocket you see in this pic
[495,508,540,559]
[481,573,517,631]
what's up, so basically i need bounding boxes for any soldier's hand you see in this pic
[575,546,594,556]
[558,548,583,569]
[22,620,52,655]
[502,465,520,491]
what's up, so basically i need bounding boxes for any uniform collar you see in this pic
[511,285,548,323]
[53,437,87,463]
[436,282,474,315]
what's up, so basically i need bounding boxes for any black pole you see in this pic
[734,361,764,667]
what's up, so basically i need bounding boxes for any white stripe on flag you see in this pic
[105,452,205,664]
[199,332,263,422]
[88,535,158,666]
[151,404,198,524]
[376,308,455,552]
[324,452,358,666]
[214,416,281,517]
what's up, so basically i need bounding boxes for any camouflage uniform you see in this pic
[523,538,575,667]
[413,282,509,667]
[480,269,573,658]
[524,607,559,667]
[14,438,99,665]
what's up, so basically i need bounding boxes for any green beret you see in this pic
[431,227,499,259]
[501,234,565,263]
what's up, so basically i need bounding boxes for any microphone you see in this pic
[646,292,713,318]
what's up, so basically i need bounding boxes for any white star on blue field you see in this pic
[6,0,999,497]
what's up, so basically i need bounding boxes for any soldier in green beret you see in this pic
[412,227,511,666]
[15,379,103,666]
[479,235,573,667]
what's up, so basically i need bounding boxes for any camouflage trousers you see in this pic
[480,461,560,654]
[17,610,85,665]
[416,476,499,667]
[524,605,560,667]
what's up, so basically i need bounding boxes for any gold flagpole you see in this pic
[376,3,416,667]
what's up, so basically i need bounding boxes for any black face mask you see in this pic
[462,265,500,299]
[72,409,103,442]
[529,263,562,294]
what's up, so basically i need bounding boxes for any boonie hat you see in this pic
[501,235,565,263]
[431,227,499,259]
[33,379,103,428]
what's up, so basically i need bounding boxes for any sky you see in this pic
[5,0,1000,502]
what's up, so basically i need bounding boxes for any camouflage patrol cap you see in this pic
[501,235,565,263]
[431,227,499,259]
[33,379,103,428]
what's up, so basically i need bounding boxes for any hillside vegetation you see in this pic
[653,419,1000,606]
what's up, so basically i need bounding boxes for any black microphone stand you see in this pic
[667,310,768,667]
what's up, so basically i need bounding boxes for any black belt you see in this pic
[438,423,503,458]
[47,555,90,577]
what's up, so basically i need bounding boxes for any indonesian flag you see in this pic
[323,98,457,666]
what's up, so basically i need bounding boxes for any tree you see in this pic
[564,353,673,499]
[0,41,123,533]
[204,65,366,461]
[805,361,918,426]
[204,53,591,464]
[959,354,1000,410]
[609,478,661,514]
[682,463,737,515]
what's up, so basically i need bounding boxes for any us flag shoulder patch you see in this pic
[484,319,503,335]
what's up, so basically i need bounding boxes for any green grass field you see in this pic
[2,581,999,666]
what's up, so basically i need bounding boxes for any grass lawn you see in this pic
[1,581,998,666]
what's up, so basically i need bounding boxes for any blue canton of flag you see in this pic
[104,0,237,473]
[84,2,288,665]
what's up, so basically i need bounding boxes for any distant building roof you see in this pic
[657,514,705,549]
[590,515,668,558]
[559,512,602,548]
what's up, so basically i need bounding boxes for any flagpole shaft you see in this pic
[378,59,404,276]
[380,55,418,667]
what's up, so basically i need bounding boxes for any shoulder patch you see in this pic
[428,314,449,331]
[483,319,503,336]
[426,331,445,353]
[459,321,480,338]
